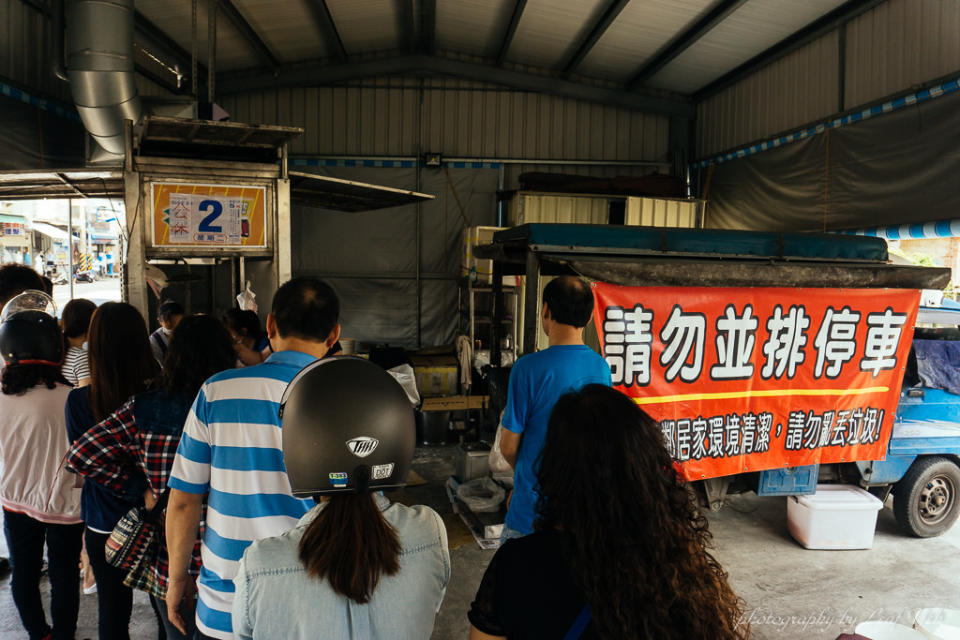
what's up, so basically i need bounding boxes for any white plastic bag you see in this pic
[488,418,513,475]
[387,364,420,407]
[236,281,257,313]
[456,477,506,513]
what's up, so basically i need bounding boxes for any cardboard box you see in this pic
[411,355,459,398]
[461,226,519,286]
[462,226,502,277]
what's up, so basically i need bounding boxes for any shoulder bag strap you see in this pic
[562,604,592,640]
[145,487,171,523]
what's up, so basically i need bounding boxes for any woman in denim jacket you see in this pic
[232,358,450,640]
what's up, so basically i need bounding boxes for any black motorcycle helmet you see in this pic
[279,357,416,497]
[0,290,63,367]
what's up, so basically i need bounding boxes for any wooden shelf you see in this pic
[421,395,489,412]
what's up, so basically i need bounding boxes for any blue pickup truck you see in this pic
[753,305,960,537]
[869,306,960,536]
[477,223,960,537]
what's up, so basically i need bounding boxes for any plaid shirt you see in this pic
[66,395,203,592]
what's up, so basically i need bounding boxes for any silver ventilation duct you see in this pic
[66,0,142,155]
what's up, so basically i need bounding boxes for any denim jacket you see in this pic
[232,493,450,640]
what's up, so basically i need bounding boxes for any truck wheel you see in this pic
[893,457,960,538]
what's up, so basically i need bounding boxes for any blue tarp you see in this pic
[493,224,889,262]
[914,339,960,396]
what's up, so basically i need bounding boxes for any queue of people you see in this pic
[0,261,747,640]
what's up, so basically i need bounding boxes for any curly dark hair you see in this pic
[2,363,70,395]
[161,314,237,399]
[536,385,748,640]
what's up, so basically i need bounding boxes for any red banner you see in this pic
[592,283,920,481]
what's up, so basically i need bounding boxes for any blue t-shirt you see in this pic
[502,345,612,534]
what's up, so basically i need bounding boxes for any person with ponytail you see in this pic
[468,384,749,640]
[230,357,450,640]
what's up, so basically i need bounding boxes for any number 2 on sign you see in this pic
[198,200,223,233]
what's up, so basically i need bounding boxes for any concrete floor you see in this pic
[1,445,958,639]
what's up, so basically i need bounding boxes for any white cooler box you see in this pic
[787,484,883,550]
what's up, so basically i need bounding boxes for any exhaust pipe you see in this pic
[66,0,142,155]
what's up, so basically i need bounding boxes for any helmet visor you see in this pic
[0,290,57,323]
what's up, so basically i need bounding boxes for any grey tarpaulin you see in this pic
[0,95,85,170]
[914,339,960,396]
[292,166,497,348]
[703,88,960,232]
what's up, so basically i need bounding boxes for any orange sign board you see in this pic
[592,283,920,481]
[151,183,267,249]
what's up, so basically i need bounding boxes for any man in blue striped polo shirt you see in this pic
[165,278,341,639]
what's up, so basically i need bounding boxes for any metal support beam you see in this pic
[522,251,540,355]
[838,22,847,111]
[306,0,348,62]
[18,0,49,16]
[135,12,208,89]
[496,0,527,65]
[562,0,629,75]
[419,0,436,55]
[394,0,415,54]
[668,115,691,178]
[208,0,218,102]
[694,0,887,101]
[217,54,694,117]
[217,0,279,69]
[133,53,184,95]
[629,0,748,89]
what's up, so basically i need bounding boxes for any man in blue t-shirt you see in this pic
[499,276,612,538]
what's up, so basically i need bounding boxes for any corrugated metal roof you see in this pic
[0,170,123,200]
[0,0,71,101]
[646,0,847,94]
[577,0,713,81]
[219,78,670,160]
[696,31,839,157]
[436,0,515,58]
[504,0,608,68]
[230,0,328,63]
[135,0,260,72]
[10,0,912,119]
[325,0,400,55]
[845,0,960,108]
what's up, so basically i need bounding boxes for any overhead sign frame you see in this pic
[144,178,274,257]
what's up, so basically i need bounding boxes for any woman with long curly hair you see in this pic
[468,384,749,640]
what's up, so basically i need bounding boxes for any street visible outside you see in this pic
[51,279,122,314]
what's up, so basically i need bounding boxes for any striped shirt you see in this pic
[61,345,89,386]
[168,350,316,639]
